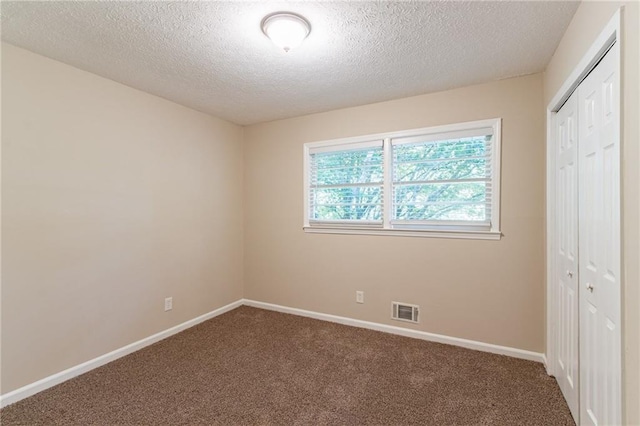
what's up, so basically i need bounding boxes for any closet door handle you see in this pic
[586,283,594,292]
[567,270,573,278]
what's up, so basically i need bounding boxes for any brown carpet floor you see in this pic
[1,306,574,425]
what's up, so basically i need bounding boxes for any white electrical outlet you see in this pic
[356,291,364,304]
[164,297,173,312]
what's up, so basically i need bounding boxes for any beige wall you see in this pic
[543,2,640,424]
[1,43,244,393]
[244,74,546,353]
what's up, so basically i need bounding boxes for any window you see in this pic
[303,118,501,239]
[308,140,384,226]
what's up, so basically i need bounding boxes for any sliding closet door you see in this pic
[578,42,621,426]
[554,90,579,421]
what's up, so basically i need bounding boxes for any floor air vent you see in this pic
[392,302,419,323]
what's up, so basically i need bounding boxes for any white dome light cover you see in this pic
[261,12,311,53]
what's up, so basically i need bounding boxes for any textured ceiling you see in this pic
[1,1,579,125]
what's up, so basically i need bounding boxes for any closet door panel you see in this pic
[553,90,579,421]
[578,42,621,426]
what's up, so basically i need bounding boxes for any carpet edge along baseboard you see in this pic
[0,298,546,408]
[0,300,244,408]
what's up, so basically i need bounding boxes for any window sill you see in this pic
[303,226,502,240]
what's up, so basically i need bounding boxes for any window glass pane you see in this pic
[394,157,487,182]
[393,137,487,163]
[314,164,383,186]
[312,149,383,185]
[393,180,488,221]
[392,135,491,223]
[311,186,382,221]
[310,146,383,222]
[395,201,486,221]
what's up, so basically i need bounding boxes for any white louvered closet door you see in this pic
[578,42,621,426]
[554,89,579,422]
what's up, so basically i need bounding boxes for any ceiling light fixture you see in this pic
[261,12,311,53]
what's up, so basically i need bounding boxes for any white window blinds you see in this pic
[304,118,501,238]
[308,140,384,225]
[391,127,495,229]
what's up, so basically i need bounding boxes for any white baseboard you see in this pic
[0,299,243,408]
[1,298,545,408]
[242,299,545,364]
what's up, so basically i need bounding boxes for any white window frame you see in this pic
[303,118,502,240]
